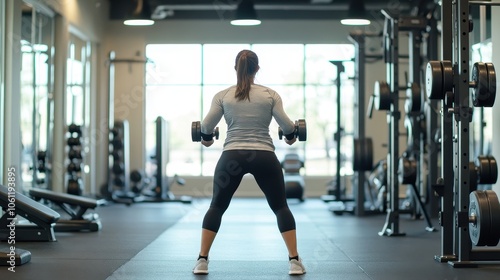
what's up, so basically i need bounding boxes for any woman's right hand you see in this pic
[285,137,296,145]
[201,139,214,147]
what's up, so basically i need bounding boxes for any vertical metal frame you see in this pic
[348,33,367,216]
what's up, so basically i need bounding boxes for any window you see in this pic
[145,44,355,176]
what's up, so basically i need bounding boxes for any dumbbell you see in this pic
[278,119,307,141]
[191,121,219,142]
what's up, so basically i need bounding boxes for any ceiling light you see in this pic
[124,0,155,26]
[231,0,261,26]
[341,0,371,26]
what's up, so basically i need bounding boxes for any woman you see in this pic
[193,49,305,276]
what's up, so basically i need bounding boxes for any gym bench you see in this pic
[29,188,105,232]
[0,184,60,242]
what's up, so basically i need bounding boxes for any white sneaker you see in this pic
[193,258,209,275]
[289,258,306,275]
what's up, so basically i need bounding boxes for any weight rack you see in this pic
[429,0,500,267]
[376,9,435,236]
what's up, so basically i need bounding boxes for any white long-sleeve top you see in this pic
[201,84,296,152]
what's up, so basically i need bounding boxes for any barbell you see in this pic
[426,61,497,107]
[371,81,422,113]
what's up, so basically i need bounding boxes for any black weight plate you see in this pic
[477,156,491,185]
[442,61,454,93]
[469,162,478,192]
[469,190,491,246]
[472,62,489,107]
[353,139,362,171]
[296,119,307,141]
[487,156,498,185]
[405,83,421,113]
[191,121,200,142]
[485,190,500,246]
[374,81,391,111]
[426,61,444,100]
[363,138,374,171]
[484,63,497,107]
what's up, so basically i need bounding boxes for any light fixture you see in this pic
[123,0,155,26]
[230,0,261,26]
[341,0,371,26]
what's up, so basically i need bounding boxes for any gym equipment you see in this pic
[281,153,305,201]
[191,121,219,142]
[0,248,31,266]
[102,51,152,201]
[278,119,307,141]
[371,10,432,236]
[373,81,421,113]
[141,117,192,203]
[352,138,374,172]
[0,185,60,242]
[66,123,84,196]
[105,120,141,204]
[468,190,500,247]
[29,188,105,232]
[428,0,500,267]
[427,61,496,107]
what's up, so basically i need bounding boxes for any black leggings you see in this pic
[202,150,296,233]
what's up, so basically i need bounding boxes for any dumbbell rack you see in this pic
[430,0,500,267]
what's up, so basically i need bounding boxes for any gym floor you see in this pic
[1,197,500,280]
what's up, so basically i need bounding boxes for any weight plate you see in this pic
[472,62,490,107]
[405,83,422,113]
[469,190,491,246]
[487,156,498,185]
[297,119,307,141]
[485,190,500,246]
[398,157,417,185]
[485,63,497,107]
[477,156,491,185]
[353,139,362,171]
[363,138,374,171]
[191,121,201,142]
[426,61,444,100]
[374,81,391,111]
[442,61,454,93]
[469,162,478,192]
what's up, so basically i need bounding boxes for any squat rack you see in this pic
[430,0,500,267]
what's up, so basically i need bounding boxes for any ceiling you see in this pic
[109,0,438,22]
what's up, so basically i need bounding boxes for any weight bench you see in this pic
[29,188,104,232]
[0,184,60,242]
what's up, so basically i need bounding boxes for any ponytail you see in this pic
[235,50,259,101]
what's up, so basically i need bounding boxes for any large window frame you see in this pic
[145,44,355,177]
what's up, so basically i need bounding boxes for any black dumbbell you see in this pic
[278,119,307,141]
[191,121,219,142]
